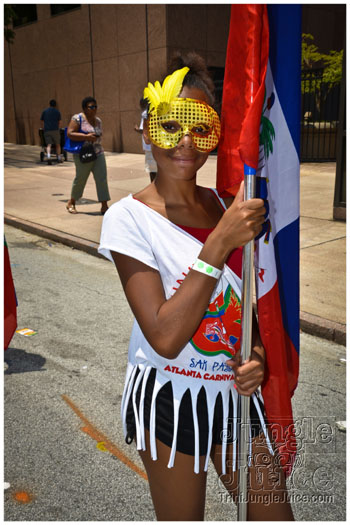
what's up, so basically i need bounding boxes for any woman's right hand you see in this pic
[212,181,266,257]
[86,133,97,143]
[67,119,98,142]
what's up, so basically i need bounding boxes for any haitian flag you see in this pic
[217,4,269,196]
[217,4,301,475]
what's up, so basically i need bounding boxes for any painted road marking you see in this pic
[96,442,108,452]
[13,491,33,504]
[61,395,147,480]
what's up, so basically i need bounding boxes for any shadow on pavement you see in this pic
[4,348,46,374]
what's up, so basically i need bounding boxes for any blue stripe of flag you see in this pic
[267,5,302,157]
[274,220,300,353]
[268,4,301,354]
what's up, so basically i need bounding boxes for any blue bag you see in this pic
[63,115,86,153]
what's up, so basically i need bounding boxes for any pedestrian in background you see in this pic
[40,99,63,165]
[65,97,110,215]
[134,98,157,182]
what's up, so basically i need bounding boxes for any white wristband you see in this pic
[192,258,222,280]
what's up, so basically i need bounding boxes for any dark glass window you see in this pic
[11,4,37,27]
[50,5,80,16]
[208,66,225,114]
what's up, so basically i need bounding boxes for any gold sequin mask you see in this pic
[147,98,221,152]
[143,66,221,153]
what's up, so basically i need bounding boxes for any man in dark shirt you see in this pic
[40,99,63,164]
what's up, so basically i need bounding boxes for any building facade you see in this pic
[4,4,345,154]
[4,4,231,153]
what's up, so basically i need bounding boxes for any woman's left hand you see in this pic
[226,346,265,396]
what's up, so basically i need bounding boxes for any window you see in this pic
[50,5,80,16]
[11,4,37,27]
[208,66,225,113]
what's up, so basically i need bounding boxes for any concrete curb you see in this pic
[5,213,346,347]
[5,214,102,259]
[300,311,346,346]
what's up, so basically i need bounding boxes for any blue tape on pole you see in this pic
[244,164,256,176]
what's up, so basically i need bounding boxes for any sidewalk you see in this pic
[4,143,346,345]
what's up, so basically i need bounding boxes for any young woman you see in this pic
[99,53,294,521]
[66,96,110,215]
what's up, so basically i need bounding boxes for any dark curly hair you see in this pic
[168,51,216,106]
[82,96,97,110]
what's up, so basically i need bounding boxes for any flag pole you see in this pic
[215,5,269,517]
[237,164,256,521]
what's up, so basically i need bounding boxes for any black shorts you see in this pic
[126,368,266,456]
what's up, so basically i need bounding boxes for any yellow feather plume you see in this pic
[143,66,189,115]
[163,67,189,104]
[143,83,160,113]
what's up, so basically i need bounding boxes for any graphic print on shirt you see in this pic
[190,284,241,358]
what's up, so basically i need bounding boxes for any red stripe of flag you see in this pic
[217,4,269,196]
[259,282,299,475]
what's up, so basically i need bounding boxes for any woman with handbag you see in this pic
[65,96,110,215]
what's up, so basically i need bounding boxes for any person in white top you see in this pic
[99,52,294,521]
[134,98,157,182]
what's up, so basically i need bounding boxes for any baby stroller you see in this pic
[39,128,67,163]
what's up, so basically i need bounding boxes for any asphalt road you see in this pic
[4,225,346,521]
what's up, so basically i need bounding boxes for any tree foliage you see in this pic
[301,33,324,68]
[301,33,344,116]
[302,33,343,82]
[322,50,344,85]
[4,4,17,43]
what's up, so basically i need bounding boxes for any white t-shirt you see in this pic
[139,110,151,152]
[98,192,270,472]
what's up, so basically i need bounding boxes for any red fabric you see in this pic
[133,192,244,277]
[178,224,243,279]
[216,4,269,197]
[258,281,299,475]
[4,241,17,350]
